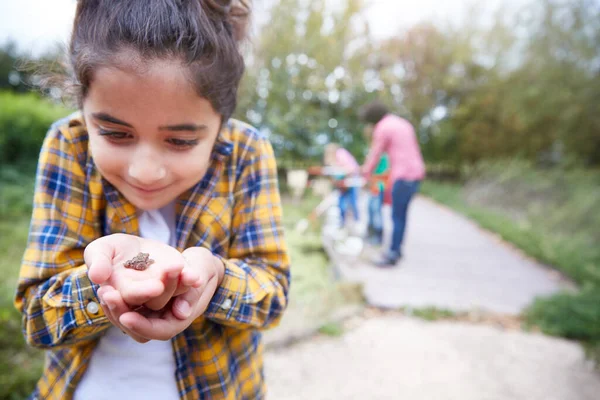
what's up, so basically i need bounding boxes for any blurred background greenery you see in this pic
[0,0,599,398]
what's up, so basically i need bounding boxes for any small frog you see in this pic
[123,252,155,271]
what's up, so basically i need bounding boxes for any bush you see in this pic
[0,211,42,400]
[524,287,600,342]
[0,302,44,400]
[0,91,71,167]
[0,167,36,221]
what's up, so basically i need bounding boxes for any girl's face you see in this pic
[363,124,374,141]
[83,59,222,211]
[324,144,338,166]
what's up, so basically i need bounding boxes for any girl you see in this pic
[323,143,360,228]
[14,1,290,399]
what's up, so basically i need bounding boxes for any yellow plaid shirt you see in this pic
[14,113,290,400]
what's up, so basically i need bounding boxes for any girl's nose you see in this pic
[127,148,167,186]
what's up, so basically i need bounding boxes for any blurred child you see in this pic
[366,154,389,245]
[324,143,360,228]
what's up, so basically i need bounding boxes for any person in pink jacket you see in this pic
[360,100,425,266]
[324,143,361,227]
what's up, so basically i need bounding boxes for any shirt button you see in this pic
[221,298,233,310]
[86,301,100,315]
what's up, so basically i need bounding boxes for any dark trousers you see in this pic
[390,179,421,256]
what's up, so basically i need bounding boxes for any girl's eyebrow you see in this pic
[92,112,133,127]
[159,124,208,132]
[91,113,206,132]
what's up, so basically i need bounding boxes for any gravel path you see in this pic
[265,315,600,400]
[264,194,597,399]
[329,196,572,314]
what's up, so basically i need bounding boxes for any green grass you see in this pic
[523,287,600,341]
[421,162,600,363]
[0,207,43,400]
[0,167,43,399]
[524,287,600,365]
[280,195,342,309]
[410,307,457,321]
[318,321,345,337]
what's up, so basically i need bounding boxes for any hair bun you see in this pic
[204,0,251,42]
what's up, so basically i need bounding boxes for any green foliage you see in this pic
[0,303,44,400]
[240,0,600,167]
[0,40,65,95]
[524,287,600,341]
[411,307,457,321]
[0,169,42,399]
[318,321,345,337]
[0,93,68,400]
[0,40,36,95]
[0,166,36,221]
[0,41,21,92]
[0,91,71,166]
[235,0,373,166]
[518,0,600,166]
[380,0,600,166]
[281,195,333,304]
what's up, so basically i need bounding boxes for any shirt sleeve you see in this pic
[363,124,388,176]
[14,126,110,349]
[203,137,290,330]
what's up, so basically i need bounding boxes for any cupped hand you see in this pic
[102,247,225,341]
[84,234,200,310]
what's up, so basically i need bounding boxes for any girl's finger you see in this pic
[119,279,165,306]
[144,269,181,311]
[120,310,182,342]
[100,285,150,343]
[85,239,117,284]
[171,263,214,319]
[172,285,202,320]
[101,285,131,316]
[172,271,218,321]
[172,283,190,297]
[180,267,202,288]
[171,255,206,297]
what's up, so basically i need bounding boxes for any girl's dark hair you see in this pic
[358,100,389,125]
[64,0,250,121]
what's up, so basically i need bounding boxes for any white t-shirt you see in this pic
[74,203,179,400]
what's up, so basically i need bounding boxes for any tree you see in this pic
[235,0,372,166]
[515,0,600,165]
[235,0,600,168]
[0,40,27,92]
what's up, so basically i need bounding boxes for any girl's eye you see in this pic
[98,129,132,140]
[167,138,199,149]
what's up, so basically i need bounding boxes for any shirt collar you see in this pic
[212,121,234,160]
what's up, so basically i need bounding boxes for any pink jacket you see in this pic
[335,147,360,173]
[363,114,425,182]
